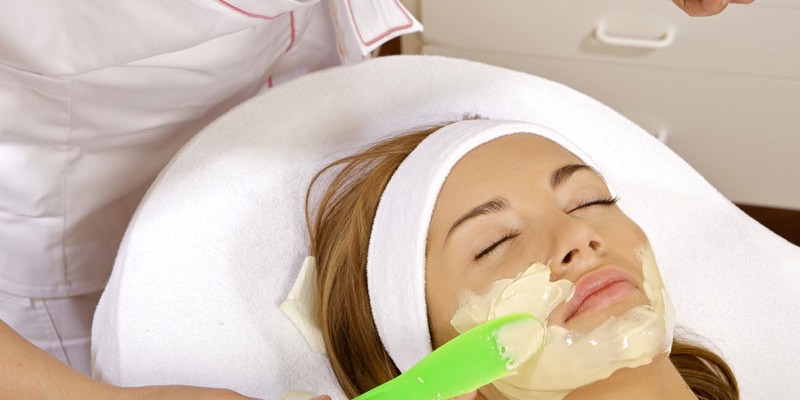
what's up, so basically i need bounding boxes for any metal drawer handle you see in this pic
[594,21,675,49]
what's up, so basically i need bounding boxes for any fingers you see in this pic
[674,0,754,16]
[701,0,731,14]
[674,0,727,17]
[310,396,332,400]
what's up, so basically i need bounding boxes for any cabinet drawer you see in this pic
[422,0,800,79]
[422,45,800,209]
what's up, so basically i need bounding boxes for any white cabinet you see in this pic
[405,0,800,209]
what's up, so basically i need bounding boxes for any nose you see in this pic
[550,219,605,278]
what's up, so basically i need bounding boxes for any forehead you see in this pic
[428,133,590,239]
[444,133,584,185]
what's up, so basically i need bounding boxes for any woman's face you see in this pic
[426,134,651,348]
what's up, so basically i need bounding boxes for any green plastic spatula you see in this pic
[353,313,544,400]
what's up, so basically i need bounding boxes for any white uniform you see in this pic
[0,0,420,375]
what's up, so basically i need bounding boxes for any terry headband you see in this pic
[365,119,609,371]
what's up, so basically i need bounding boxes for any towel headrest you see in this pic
[92,55,800,399]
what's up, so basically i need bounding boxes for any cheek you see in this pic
[622,219,648,246]
[603,212,648,244]
[604,215,651,273]
[425,262,462,347]
[425,261,512,347]
[427,263,532,348]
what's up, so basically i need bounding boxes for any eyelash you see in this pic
[473,196,619,261]
[475,231,520,261]
[569,196,619,213]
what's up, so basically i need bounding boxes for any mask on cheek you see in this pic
[450,245,676,400]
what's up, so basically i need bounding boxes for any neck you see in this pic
[565,353,696,400]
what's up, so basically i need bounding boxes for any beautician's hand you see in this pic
[113,386,333,400]
[672,0,754,16]
[109,385,259,399]
[0,320,262,400]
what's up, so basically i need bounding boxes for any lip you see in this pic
[564,265,637,322]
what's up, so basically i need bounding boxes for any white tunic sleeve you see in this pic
[0,0,322,76]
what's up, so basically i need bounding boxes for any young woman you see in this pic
[306,119,738,400]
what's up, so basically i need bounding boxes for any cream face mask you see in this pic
[450,244,676,400]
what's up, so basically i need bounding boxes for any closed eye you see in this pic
[568,196,619,213]
[475,231,520,261]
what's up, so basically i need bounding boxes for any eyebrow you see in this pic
[445,197,510,240]
[444,164,603,241]
[550,164,601,189]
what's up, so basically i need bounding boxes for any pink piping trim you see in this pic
[218,0,284,20]
[286,11,296,52]
[348,0,414,47]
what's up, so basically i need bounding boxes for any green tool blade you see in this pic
[354,313,543,400]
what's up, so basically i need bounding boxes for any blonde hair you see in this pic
[305,125,738,399]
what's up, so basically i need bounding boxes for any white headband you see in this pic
[365,119,607,371]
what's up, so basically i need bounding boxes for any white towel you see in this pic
[92,55,800,400]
